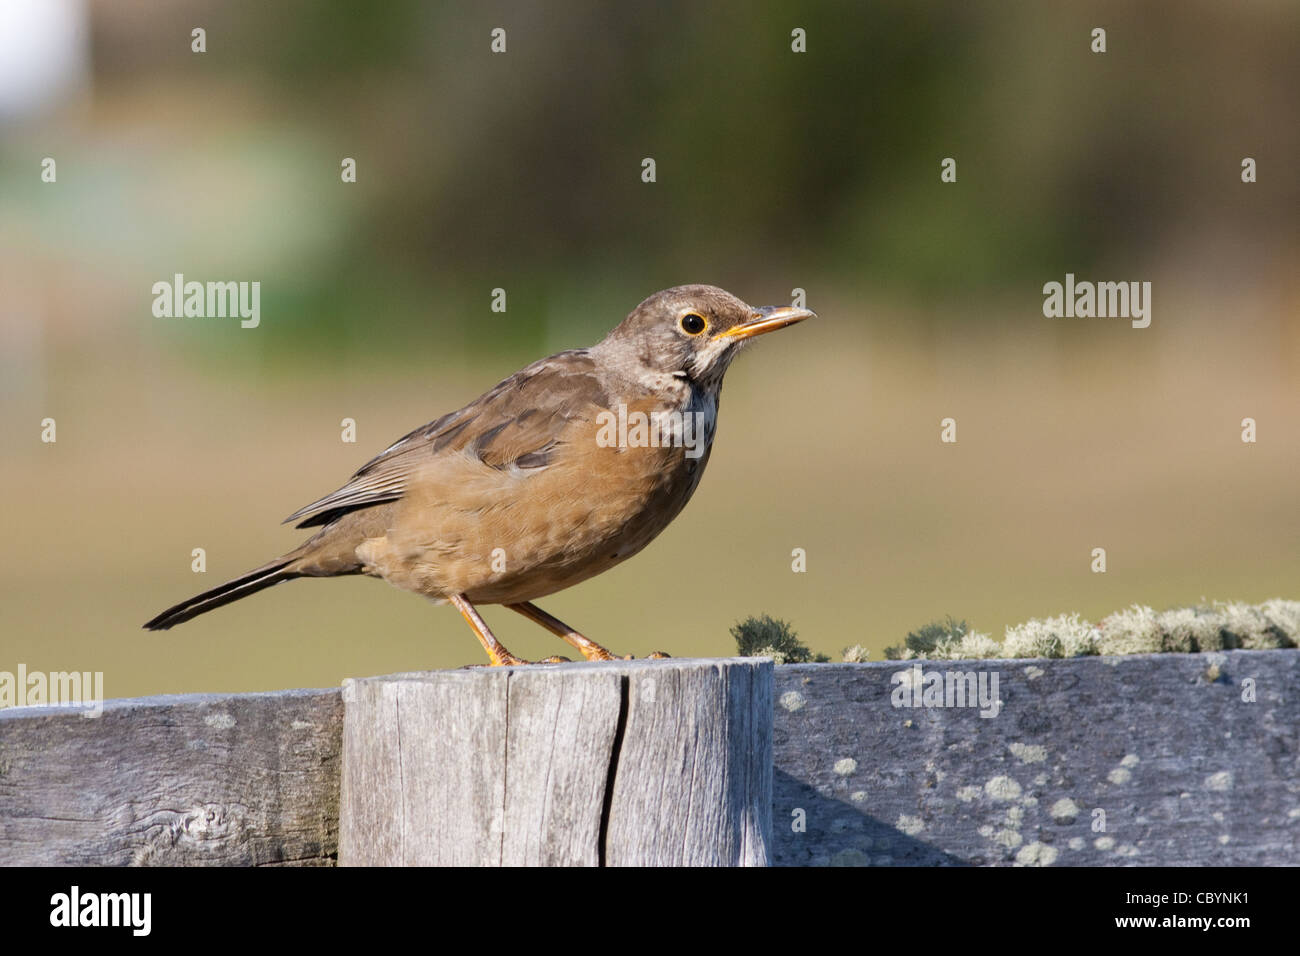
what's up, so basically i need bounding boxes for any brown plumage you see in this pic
[144,285,814,665]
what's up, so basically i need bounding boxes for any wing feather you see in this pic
[283,350,609,528]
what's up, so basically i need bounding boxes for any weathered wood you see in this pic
[605,655,772,866]
[0,689,341,866]
[771,649,1300,866]
[339,658,773,866]
[4,649,1296,866]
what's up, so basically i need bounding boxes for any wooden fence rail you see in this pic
[1,649,1296,866]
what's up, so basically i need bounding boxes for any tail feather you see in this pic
[143,559,300,631]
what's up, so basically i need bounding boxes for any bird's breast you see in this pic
[365,390,721,604]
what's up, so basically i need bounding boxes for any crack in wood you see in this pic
[597,674,629,867]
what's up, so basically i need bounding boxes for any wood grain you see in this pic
[0,689,341,866]
[339,658,773,866]
[4,650,1296,866]
[771,649,1300,866]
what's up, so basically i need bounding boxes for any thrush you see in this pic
[145,285,814,665]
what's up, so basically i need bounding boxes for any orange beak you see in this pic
[714,305,816,342]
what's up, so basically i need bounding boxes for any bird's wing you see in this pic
[283,350,611,528]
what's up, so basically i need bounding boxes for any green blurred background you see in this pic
[1,0,1297,697]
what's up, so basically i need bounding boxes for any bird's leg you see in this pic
[508,601,670,662]
[507,602,621,661]
[449,593,531,666]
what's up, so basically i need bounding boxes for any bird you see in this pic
[144,285,814,665]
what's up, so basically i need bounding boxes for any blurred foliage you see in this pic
[884,615,971,660]
[20,0,1285,359]
[733,614,829,663]
[2,2,1298,695]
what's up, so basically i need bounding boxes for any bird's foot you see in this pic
[463,653,572,668]
[580,647,671,662]
[463,650,667,667]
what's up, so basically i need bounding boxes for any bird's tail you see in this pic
[143,558,301,631]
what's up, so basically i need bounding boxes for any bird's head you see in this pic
[597,284,815,390]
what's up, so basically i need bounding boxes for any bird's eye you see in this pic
[680,313,707,335]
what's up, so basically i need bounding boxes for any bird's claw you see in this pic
[463,654,571,668]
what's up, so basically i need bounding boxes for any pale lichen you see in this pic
[1096,605,1162,655]
[896,814,924,836]
[1260,598,1300,639]
[1204,770,1233,792]
[840,644,871,663]
[883,599,1297,662]
[1050,798,1081,823]
[1009,742,1048,764]
[947,629,1003,660]
[985,775,1022,802]
[1015,842,1059,866]
[1004,613,1098,658]
[778,690,806,712]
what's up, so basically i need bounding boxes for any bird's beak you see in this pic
[714,305,816,342]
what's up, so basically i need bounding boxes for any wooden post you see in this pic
[338,658,772,866]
